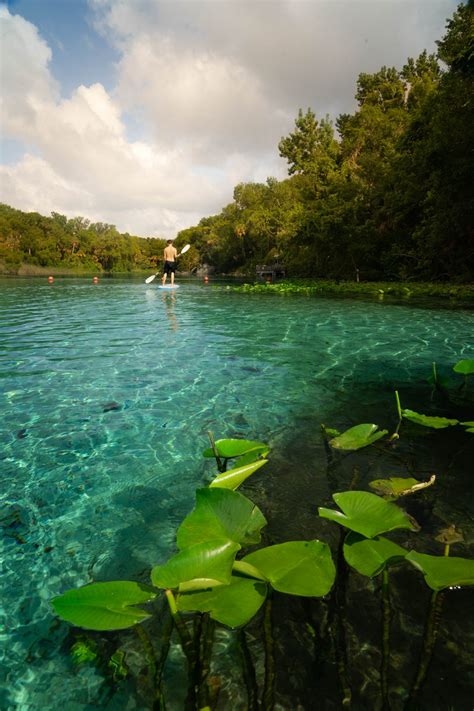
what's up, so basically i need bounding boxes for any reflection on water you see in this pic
[0,278,473,710]
[163,291,178,332]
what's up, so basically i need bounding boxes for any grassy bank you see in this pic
[228,279,474,300]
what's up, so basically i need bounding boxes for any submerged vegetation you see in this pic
[227,279,474,300]
[1,5,473,285]
[51,358,474,709]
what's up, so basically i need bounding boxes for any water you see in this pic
[1,277,473,710]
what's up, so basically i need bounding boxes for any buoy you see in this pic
[204,275,209,283]
[92,276,99,284]
[48,276,54,283]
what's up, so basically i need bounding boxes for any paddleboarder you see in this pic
[162,240,178,286]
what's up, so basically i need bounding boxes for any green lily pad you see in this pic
[453,359,474,376]
[202,439,268,459]
[318,491,417,538]
[177,576,267,628]
[343,532,407,577]
[209,459,267,490]
[241,540,335,597]
[369,476,436,499]
[460,421,474,434]
[329,424,388,451]
[406,551,474,591]
[51,581,156,631]
[177,488,267,550]
[401,409,458,429]
[151,539,240,591]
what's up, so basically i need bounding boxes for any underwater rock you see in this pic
[102,401,122,412]
[0,502,31,543]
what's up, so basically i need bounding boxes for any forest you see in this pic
[0,4,472,283]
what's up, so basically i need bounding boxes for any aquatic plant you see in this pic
[52,438,337,709]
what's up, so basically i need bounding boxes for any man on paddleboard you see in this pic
[162,240,178,286]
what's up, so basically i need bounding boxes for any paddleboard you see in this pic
[159,284,180,289]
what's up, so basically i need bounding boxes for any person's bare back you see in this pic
[164,244,177,261]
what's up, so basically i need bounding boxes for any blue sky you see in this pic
[0,0,460,237]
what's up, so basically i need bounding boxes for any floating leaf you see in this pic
[329,424,388,451]
[151,539,240,591]
[460,421,474,434]
[177,576,267,628]
[241,540,335,597]
[343,532,407,577]
[209,459,267,490]
[401,409,458,429]
[406,551,474,591]
[369,475,436,499]
[318,491,417,538]
[202,439,268,459]
[177,488,267,550]
[453,359,474,376]
[52,581,156,631]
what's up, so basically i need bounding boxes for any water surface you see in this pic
[1,277,473,709]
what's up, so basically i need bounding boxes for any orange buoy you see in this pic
[92,276,99,284]
[48,276,54,283]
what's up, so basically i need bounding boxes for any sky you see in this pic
[0,0,460,238]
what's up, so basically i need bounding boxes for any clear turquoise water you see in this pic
[1,277,473,709]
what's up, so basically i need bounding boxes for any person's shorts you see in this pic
[163,260,177,275]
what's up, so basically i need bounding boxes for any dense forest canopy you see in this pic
[1,4,472,282]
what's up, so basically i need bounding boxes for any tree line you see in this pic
[0,205,167,274]
[0,4,472,282]
[176,4,473,282]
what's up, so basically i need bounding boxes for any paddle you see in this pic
[145,244,191,284]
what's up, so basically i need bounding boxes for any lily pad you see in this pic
[369,476,436,499]
[202,439,268,459]
[241,540,336,597]
[177,576,267,628]
[329,424,388,451]
[151,539,240,591]
[177,488,267,550]
[406,551,474,591]
[52,581,156,631]
[401,409,458,429]
[318,491,417,538]
[343,532,407,577]
[209,459,267,490]
[460,421,474,434]
[453,359,474,376]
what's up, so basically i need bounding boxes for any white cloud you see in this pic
[0,1,459,236]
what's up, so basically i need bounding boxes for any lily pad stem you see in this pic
[262,595,275,710]
[381,568,391,710]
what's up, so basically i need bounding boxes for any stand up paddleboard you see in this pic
[159,284,180,289]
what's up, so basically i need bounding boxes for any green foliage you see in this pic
[343,533,407,577]
[202,438,268,459]
[209,459,268,490]
[242,540,336,597]
[51,581,157,631]
[70,636,99,665]
[329,423,388,450]
[318,491,417,538]
[406,552,474,591]
[369,476,436,499]
[176,488,267,550]
[177,576,268,628]
[401,409,459,429]
[151,539,240,591]
[0,203,167,274]
[453,359,474,375]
